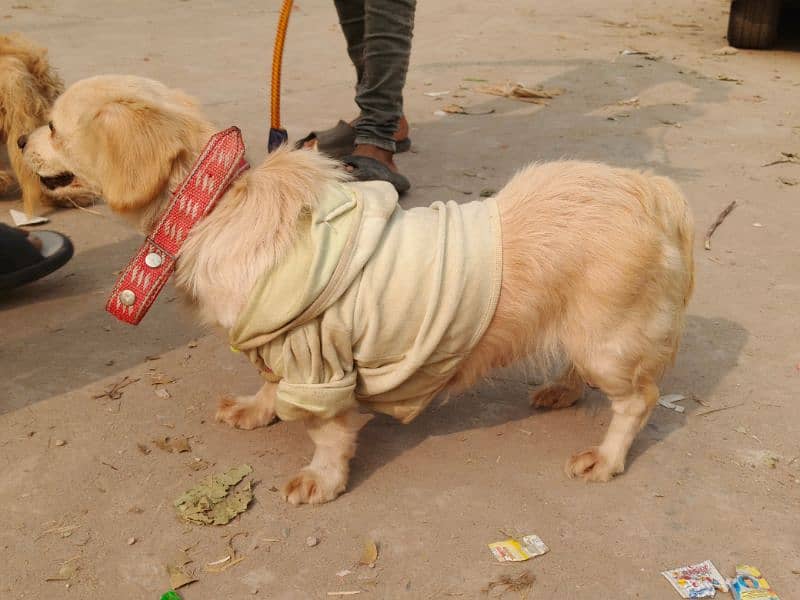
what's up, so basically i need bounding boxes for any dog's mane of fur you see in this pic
[175,145,349,329]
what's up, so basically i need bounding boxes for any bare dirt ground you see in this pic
[2,1,799,598]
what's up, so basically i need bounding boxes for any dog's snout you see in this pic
[16,135,28,150]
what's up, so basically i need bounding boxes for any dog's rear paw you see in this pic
[282,468,345,505]
[531,384,581,409]
[565,447,622,482]
[215,395,276,430]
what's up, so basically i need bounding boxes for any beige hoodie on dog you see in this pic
[230,180,502,423]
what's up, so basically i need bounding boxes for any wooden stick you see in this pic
[695,402,744,417]
[704,200,737,251]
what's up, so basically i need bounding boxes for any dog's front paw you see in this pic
[565,447,623,482]
[215,395,276,430]
[282,467,346,505]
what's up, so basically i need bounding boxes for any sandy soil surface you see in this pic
[1,0,799,598]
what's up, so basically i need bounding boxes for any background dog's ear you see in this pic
[86,98,185,212]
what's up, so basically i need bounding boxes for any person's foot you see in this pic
[299,115,410,152]
[348,144,398,173]
[340,149,411,194]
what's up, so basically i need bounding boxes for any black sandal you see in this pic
[295,120,411,158]
[340,155,411,194]
[0,224,74,290]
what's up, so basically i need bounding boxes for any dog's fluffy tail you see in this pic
[647,174,695,305]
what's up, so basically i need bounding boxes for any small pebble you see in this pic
[281,527,291,539]
[127,537,136,545]
[54,439,66,447]
[306,535,319,547]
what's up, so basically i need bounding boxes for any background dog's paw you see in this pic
[282,468,345,505]
[215,395,276,430]
[531,384,581,409]
[565,447,621,482]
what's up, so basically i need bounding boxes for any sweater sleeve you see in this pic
[273,319,358,421]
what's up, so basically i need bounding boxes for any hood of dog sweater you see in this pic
[229,180,399,352]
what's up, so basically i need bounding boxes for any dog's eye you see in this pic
[48,121,55,134]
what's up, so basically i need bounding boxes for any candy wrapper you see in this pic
[488,534,549,562]
[729,565,780,600]
[661,560,729,598]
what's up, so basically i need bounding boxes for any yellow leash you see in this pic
[268,0,294,152]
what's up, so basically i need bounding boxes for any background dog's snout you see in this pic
[16,135,28,150]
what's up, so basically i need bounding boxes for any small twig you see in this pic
[92,376,140,400]
[704,200,737,250]
[695,402,744,417]
[100,461,119,471]
[327,592,362,597]
[67,197,104,216]
[36,523,79,541]
[762,152,799,167]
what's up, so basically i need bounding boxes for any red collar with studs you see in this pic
[106,127,249,325]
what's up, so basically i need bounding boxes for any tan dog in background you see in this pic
[1,33,95,215]
[0,33,63,215]
[21,75,695,505]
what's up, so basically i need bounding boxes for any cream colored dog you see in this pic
[21,75,694,505]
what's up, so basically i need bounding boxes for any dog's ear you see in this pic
[85,98,185,212]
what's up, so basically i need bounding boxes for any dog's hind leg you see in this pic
[531,365,584,409]
[566,376,659,481]
[282,409,373,505]
[216,381,278,430]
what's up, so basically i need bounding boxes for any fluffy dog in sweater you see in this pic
[21,75,694,505]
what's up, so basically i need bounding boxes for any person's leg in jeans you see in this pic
[334,0,415,177]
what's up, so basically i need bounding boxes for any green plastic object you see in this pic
[160,591,182,600]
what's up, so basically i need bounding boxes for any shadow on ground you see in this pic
[0,236,204,412]
[348,315,748,491]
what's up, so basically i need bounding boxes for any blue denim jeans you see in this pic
[334,0,416,152]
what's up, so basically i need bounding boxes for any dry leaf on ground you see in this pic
[154,436,192,454]
[167,563,197,589]
[174,464,253,525]
[483,571,535,598]
[150,372,177,385]
[475,83,564,104]
[188,458,211,471]
[45,558,79,582]
[617,96,640,106]
[712,46,738,56]
[441,103,496,115]
[359,539,379,566]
